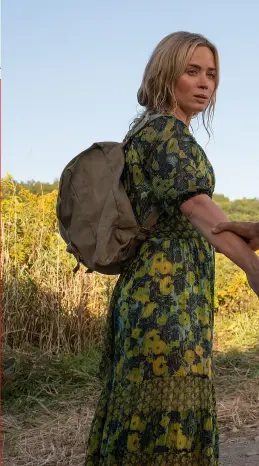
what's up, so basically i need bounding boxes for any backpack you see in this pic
[56,113,162,275]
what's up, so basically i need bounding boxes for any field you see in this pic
[2,176,259,465]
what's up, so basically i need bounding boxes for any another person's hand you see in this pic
[212,222,259,251]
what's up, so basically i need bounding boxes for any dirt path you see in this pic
[220,430,259,465]
[3,403,259,466]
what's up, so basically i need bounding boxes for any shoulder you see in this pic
[142,114,195,146]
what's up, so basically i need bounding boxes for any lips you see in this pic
[194,94,208,100]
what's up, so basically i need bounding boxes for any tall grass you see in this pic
[2,179,258,355]
[2,181,117,353]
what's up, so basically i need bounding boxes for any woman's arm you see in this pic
[181,194,259,278]
[212,221,259,251]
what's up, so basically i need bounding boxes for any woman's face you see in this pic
[174,46,217,123]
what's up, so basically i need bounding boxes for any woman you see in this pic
[86,31,259,465]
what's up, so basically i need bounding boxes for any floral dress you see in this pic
[86,112,219,465]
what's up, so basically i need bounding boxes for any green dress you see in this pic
[86,113,219,465]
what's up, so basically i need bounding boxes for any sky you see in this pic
[2,0,259,200]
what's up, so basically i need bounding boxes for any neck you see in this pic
[173,107,193,127]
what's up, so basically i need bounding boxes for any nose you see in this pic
[198,73,209,89]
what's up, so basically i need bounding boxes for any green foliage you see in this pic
[213,193,259,222]
[2,173,59,198]
[1,174,259,356]
[2,344,101,408]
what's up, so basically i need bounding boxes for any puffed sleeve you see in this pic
[145,116,215,214]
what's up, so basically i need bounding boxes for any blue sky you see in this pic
[2,0,259,200]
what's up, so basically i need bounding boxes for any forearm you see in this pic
[181,194,259,275]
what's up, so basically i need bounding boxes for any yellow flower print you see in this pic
[157,433,167,446]
[127,367,143,384]
[179,290,190,307]
[196,307,209,325]
[191,363,204,375]
[133,286,150,304]
[150,252,173,275]
[188,271,196,285]
[143,302,157,318]
[135,266,147,278]
[159,260,173,275]
[162,239,170,249]
[205,447,214,457]
[204,417,213,430]
[204,279,211,292]
[152,158,159,171]
[132,328,141,339]
[160,415,170,427]
[160,276,174,295]
[130,415,145,432]
[179,312,191,327]
[128,148,139,163]
[179,150,187,159]
[150,252,166,275]
[132,346,140,357]
[127,432,140,452]
[124,338,131,352]
[184,350,195,365]
[195,345,204,357]
[87,432,100,454]
[145,329,160,343]
[207,358,212,377]
[132,165,144,185]
[120,302,129,317]
[130,415,140,430]
[143,329,160,355]
[124,278,134,298]
[151,339,170,355]
[153,356,168,376]
[166,137,179,153]
[161,119,175,140]
[203,327,212,341]
[143,126,157,143]
[175,366,187,377]
[199,251,205,261]
[116,357,123,377]
[166,422,181,446]
[176,432,189,450]
[157,314,168,326]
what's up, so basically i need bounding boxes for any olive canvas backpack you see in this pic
[56,113,162,275]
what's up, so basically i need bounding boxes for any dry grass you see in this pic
[2,347,102,466]
[2,389,98,466]
[2,309,259,465]
[2,251,117,353]
[214,310,259,431]
[2,185,259,464]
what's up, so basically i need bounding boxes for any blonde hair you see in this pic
[132,31,220,135]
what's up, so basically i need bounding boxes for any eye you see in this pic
[208,73,216,79]
[187,69,198,76]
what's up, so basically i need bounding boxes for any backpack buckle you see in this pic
[139,226,151,235]
[136,226,151,240]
